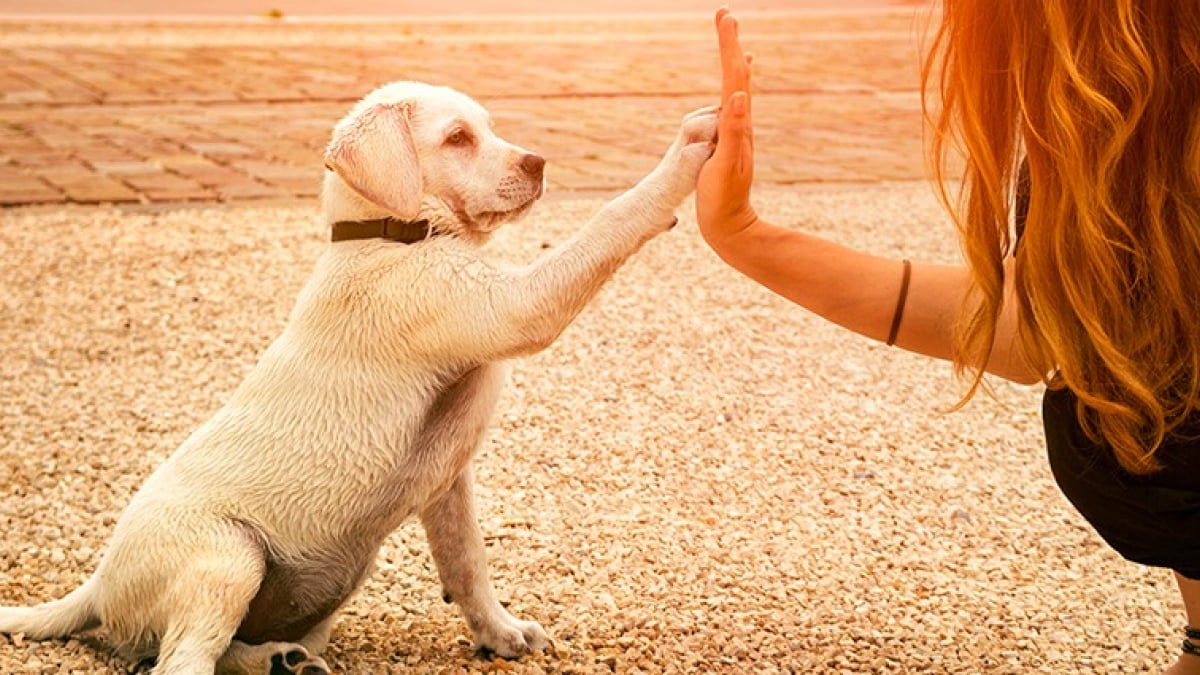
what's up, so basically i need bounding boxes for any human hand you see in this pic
[696,7,759,247]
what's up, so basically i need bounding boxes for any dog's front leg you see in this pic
[420,466,548,658]
[472,106,719,360]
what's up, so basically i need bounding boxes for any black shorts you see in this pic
[1043,388,1200,580]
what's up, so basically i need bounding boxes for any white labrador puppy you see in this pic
[0,81,717,675]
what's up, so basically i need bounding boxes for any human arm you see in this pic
[696,8,1040,385]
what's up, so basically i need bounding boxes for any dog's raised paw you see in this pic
[679,104,720,146]
[647,104,721,204]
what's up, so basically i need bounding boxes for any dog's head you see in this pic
[322,81,545,241]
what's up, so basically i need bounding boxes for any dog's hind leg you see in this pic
[421,467,549,658]
[149,541,266,675]
[216,616,335,675]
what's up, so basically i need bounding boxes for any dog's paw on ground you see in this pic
[473,614,549,659]
[269,646,329,675]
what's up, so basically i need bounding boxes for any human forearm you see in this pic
[706,216,957,353]
[706,216,1040,384]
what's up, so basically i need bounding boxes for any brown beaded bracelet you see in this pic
[886,259,912,347]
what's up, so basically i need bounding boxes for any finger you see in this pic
[741,54,754,118]
[718,14,743,104]
[732,91,753,155]
[728,91,751,135]
[717,13,750,107]
[736,92,754,165]
[713,91,752,176]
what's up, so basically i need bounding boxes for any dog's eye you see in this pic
[445,130,472,146]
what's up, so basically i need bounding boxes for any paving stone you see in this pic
[184,141,256,156]
[88,161,165,176]
[73,147,144,164]
[227,160,319,181]
[0,172,55,191]
[28,159,100,182]
[52,176,141,203]
[142,187,218,202]
[174,167,251,188]
[11,152,74,168]
[0,189,63,205]
[268,178,322,197]
[117,175,211,206]
[215,180,290,201]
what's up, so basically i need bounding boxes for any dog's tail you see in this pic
[0,575,101,639]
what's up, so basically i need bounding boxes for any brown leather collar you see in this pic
[330,218,434,244]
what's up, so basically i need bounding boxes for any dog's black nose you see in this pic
[520,153,545,179]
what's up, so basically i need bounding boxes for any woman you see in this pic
[696,3,1200,671]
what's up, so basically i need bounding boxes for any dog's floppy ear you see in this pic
[324,101,422,220]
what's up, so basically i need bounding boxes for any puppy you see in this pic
[0,80,717,675]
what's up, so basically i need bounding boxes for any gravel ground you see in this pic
[0,185,1186,673]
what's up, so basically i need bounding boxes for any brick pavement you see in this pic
[0,10,931,207]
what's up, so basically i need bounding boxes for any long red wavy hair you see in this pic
[923,0,1200,474]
